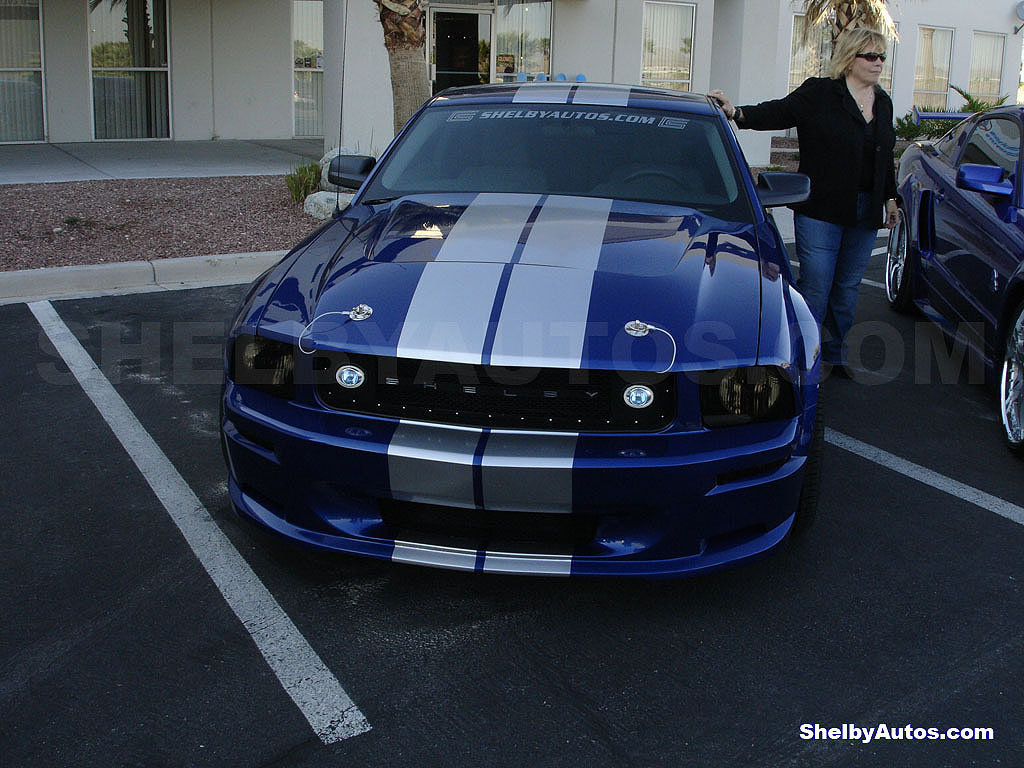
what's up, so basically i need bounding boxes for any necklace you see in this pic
[847,79,874,114]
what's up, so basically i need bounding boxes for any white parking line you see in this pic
[28,300,371,743]
[826,428,1024,527]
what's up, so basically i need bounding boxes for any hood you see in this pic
[260,193,765,372]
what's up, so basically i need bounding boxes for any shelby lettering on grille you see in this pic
[313,352,675,431]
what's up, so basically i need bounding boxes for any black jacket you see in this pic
[737,77,897,228]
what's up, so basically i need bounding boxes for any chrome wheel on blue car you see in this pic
[885,206,914,313]
[1001,303,1024,453]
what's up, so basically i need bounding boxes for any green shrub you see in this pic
[894,112,927,141]
[895,85,1010,144]
[949,83,1008,113]
[894,110,962,141]
[285,162,321,204]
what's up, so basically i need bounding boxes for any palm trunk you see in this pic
[378,0,430,135]
[387,47,430,135]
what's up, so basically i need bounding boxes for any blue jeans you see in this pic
[794,195,878,366]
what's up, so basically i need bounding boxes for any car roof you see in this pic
[429,82,719,116]
[978,104,1024,119]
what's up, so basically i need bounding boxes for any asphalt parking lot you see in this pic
[2,243,1022,768]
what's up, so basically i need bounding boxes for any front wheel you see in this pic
[885,206,915,313]
[1000,302,1024,454]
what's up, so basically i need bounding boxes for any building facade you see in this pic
[1,0,1022,165]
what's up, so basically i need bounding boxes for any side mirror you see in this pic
[957,163,1013,197]
[328,155,376,190]
[755,172,811,207]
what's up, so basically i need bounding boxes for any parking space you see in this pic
[2,253,1022,767]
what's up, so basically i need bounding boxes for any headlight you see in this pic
[699,366,795,427]
[623,384,655,409]
[230,333,296,399]
[336,365,366,389]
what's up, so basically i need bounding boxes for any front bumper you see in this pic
[223,381,813,578]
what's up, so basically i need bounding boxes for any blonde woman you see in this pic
[710,27,899,377]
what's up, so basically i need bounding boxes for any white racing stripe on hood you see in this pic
[489,197,612,368]
[512,85,574,104]
[396,261,506,364]
[436,193,541,263]
[397,193,539,364]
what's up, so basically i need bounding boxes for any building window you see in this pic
[789,14,831,90]
[641,1,694,91]
[914,26,953,110]
[0,0,44,142]
[969,32,1004,104]
[89,0,169,139]
[789,15,895,95]
[496,0,550,81]
[293,0,323,137]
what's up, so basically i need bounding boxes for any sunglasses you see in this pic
[855,52,887,62]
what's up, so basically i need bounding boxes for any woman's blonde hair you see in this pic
[829,27,889,79]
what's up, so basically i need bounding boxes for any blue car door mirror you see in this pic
[956,163,1014,198]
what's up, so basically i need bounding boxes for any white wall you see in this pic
[169,0,214,140]
[710,0,787,165]
[210,0,293,139]
[31,0,1022,149]
[325,0,393,155]
[42,0,90,142]
[881,0,1024,118]
[772,0,1024,121]
[39,0,295,142]
[552,0,616,82]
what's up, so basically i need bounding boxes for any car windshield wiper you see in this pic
[361,195,402,205]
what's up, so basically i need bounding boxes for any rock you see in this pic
[304,190,353,220]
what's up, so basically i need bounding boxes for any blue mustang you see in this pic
[888,105,1024,452]
[221,83,821,577]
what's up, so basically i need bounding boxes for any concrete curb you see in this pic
[0,250,288,304]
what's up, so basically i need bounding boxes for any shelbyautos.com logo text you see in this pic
[800,723,994,744]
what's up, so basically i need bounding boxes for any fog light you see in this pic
[624,384,654,409]
[336,365,365,388]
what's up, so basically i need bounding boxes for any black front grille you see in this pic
[313,352,675,431]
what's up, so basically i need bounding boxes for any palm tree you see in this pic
[800,0,897,44]
[376,0,430,135]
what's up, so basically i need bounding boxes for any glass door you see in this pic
[429,8,493,95]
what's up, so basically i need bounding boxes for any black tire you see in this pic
[1000,301,1024,455]
[792,386,823,535]
[885,206,916,314]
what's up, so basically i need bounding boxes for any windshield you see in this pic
[361,103,753,222]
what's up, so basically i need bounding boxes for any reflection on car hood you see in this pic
[261,193,766,372]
